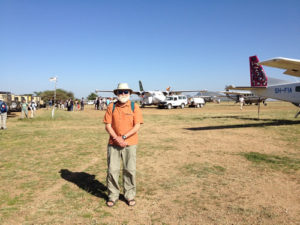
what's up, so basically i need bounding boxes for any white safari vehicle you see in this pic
[188,96,205,108]
[158,95,188,109]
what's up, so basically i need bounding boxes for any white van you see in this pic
[188,97,205,108]
[158,95,188,109]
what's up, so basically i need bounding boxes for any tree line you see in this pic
[34,89,98,101]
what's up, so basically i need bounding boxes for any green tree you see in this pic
[33,91,43,96]
[87,92,98,100]
[40,89,74,102]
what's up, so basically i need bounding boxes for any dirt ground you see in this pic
[1,102,300,224]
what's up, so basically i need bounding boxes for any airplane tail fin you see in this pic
[249,55,268,87]
[139,80,144,92]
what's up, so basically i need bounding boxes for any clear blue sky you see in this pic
[1,0,300,98]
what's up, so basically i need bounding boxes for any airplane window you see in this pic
[174,98,177,100]
[296,86,300,92]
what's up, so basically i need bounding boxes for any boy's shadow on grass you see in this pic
[59,169,108,200]
[59,169,127,203]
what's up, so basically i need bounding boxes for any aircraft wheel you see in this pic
[196,104,200,108]
[200,104,204,108]
[167,104,172,109]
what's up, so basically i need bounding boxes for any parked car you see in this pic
[158,95,188,109]
[188,97,205,108]
[0,91,21,112]
[87,100,95,105]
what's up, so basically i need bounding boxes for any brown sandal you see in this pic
[127,199,136,206]
[106,200,117,207]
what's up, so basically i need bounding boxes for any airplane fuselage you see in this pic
[252,82,300,105]
[141,91,166,105]
[226,93,267,104]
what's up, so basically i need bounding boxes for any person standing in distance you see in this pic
[80,97,85,111]
[103,83,143,207]
[239,95,245,110]
[0,97,8,129]
[21,99,28,118]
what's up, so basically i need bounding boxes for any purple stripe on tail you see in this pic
[250,55,268,87]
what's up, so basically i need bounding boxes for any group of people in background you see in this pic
[21,99,37,119]
[52,96,118,111]
[47,98,85,112]
[65,98,85,111]
[95,97,117,110]
[0,95,119,130]
[1,97,37,130]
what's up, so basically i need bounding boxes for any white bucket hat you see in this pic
[113,83,133,95]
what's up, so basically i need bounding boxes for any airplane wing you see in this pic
[95,90,113,93]
[221,91,251,95]
[132,91,143,96]
[165,90,207,95]
[226,85,266,91]
[95,90,141,96]
[259,57,300,77]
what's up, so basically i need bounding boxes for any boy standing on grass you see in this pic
[103,83,143,207]
[21,100,28,119]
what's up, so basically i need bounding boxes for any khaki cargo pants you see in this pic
[107,145,136,202]
[0,112,7,129]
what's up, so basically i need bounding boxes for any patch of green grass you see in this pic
[138,142,174,157]
[0,193,25,207]
[0,193,25,220]
[18,180,40,189]
[138,184,157,196]
[0,206,19,221]
[99,211,112,218]
[227,205,253,216]
[61,184,85,199]
[181,163,226,178]
[82,213,93,218]
[242,152,300,172]
[144,114,166,123]
[259,206,274,219]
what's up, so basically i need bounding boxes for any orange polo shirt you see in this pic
[103,101,143,146]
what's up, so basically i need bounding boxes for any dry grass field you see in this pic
[0,101,300,225]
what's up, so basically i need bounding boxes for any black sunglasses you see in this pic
[117,90,129,95]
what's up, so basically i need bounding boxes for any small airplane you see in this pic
[227,55,300,118]
[96,80,207,108]
[222,89,268,106]
[136,81,169,107]
[137,81,208,107]
[196,92,222,103]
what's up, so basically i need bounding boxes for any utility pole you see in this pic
[49,76,57,118]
